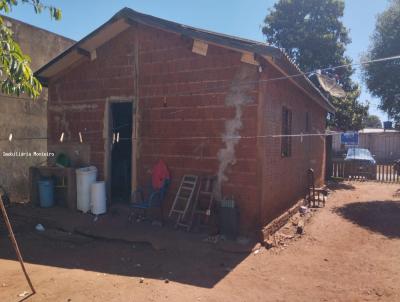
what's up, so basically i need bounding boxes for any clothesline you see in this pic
[1,130,344,142]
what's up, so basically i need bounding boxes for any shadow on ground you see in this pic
[0,204,251,289]
[334,200,400,238]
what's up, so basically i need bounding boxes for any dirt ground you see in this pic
[1,181,400,302]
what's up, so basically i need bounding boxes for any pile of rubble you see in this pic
[263,206,316,250]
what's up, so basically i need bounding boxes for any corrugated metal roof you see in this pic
[35,7,334,112]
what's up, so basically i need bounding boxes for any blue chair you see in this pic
[129,179,170,221]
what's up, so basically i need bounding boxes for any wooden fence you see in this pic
[331,158,400,183]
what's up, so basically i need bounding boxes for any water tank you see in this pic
[76,166,97,213]
[90,181,107,215]
[38,179,54,208]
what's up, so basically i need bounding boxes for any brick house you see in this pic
[35,8,334,232]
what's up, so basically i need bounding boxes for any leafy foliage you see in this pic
[362,114,382,129]
[262,0,368,131]
[328,89,368,131]
[363,0,400,122]
[0,0,61,98]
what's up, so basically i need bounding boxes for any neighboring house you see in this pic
[0,16,74,199]
[35,8,334,232]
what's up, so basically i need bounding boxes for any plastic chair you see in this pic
[129,179,170,221]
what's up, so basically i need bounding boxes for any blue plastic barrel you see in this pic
[38,180,55,208]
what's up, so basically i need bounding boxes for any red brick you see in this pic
[47,22,327,233]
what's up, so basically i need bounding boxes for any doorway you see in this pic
[110,102,133,203]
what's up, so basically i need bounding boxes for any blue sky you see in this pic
[6,0,391,121]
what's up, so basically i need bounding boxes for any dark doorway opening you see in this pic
[111,102,133,203]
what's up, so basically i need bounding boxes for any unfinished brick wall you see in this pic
[46,22,327,232]
[47,24,260,231]
[258,65,327,225]
[137,25,260,231]
[48,28,137,178]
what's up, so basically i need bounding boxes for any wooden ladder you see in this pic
[169,175,198,229]
[188,176,216,231]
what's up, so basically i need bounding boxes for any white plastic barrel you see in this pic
[76,166,97,213]
[90,181,107,215]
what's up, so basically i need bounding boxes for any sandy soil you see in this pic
[1,181,400,302]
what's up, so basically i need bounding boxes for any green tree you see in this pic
[362,114,382,129]
[328,91,369,131]
[363,0,400,122]
[0,0,61,98]
[262,0,368,131]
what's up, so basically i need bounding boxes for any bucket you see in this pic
[219,199,239,240]
[76,166,97,213]
[38,179,55,208]
[90,181,107,215]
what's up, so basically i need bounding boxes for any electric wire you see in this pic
[1,54,398,142]
[132,53,400,100]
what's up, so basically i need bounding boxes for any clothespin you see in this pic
[112,132,116,144]
[79,131,83,143]
[59,132,64,143]
[8,133,12,142]
[116,132,120,143]
[300,132,303,143]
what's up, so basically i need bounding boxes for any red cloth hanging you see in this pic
[152,160,170,189]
